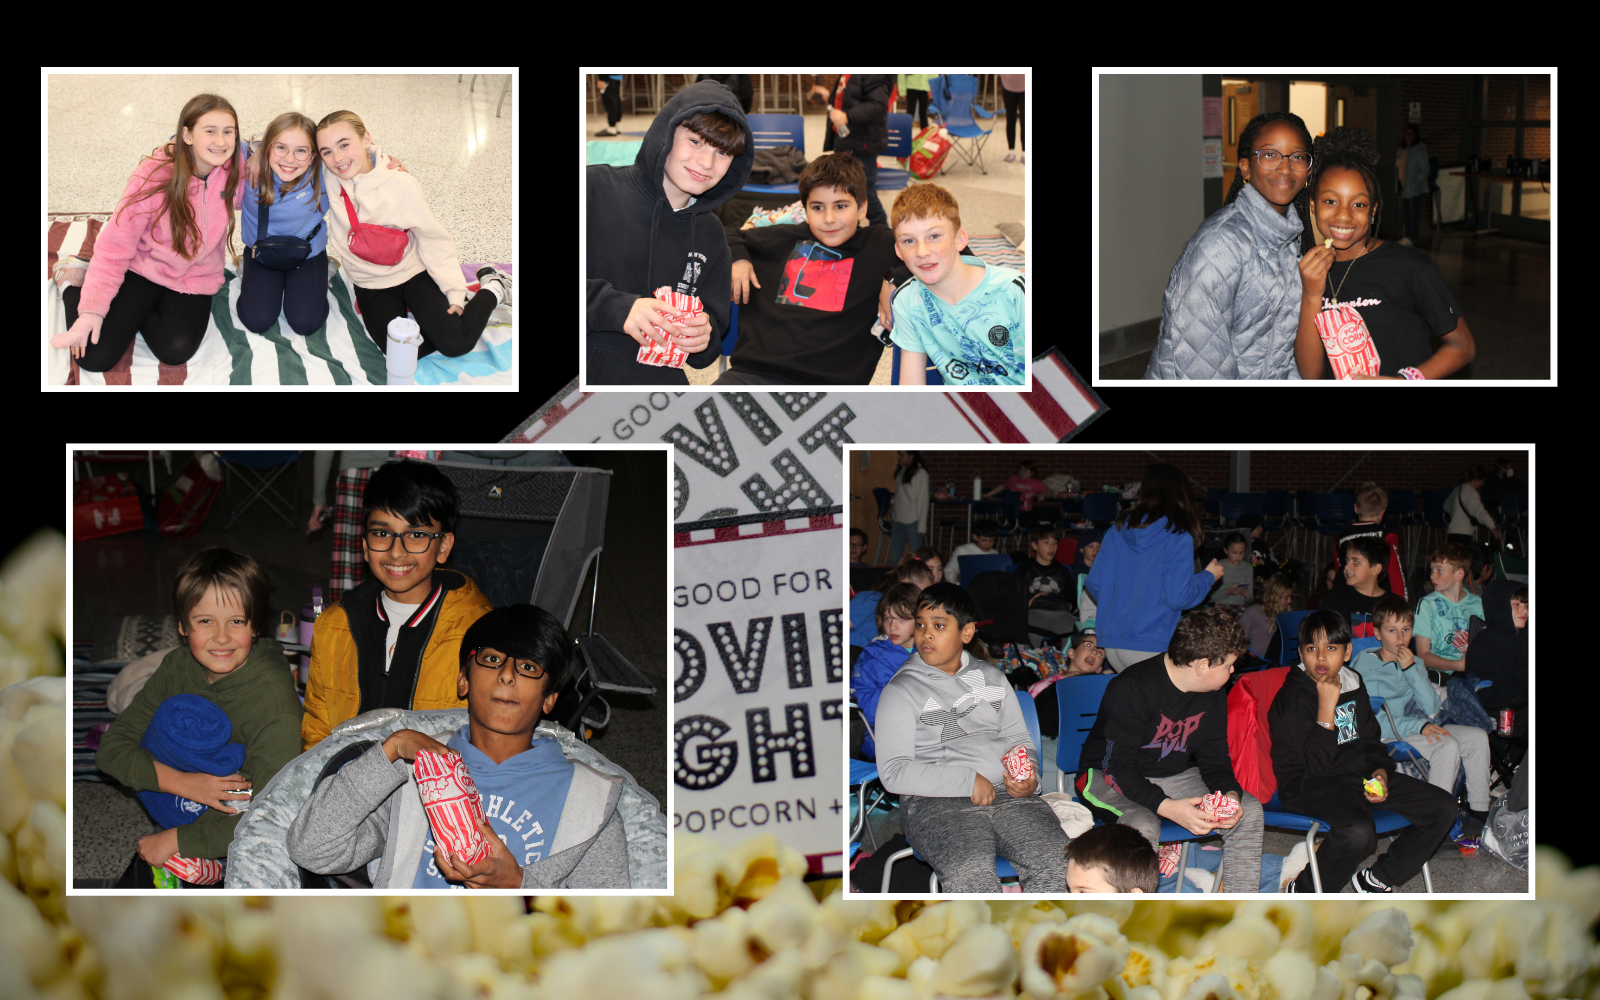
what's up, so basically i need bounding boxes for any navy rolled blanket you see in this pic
[137,693,246,828]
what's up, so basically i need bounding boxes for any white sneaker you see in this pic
[1280,842,1310,893]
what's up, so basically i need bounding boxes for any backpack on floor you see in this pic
[908,126,954,180]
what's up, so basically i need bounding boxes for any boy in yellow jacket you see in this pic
[303,459,493,749]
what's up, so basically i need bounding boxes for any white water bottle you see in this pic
[386,317,422,385]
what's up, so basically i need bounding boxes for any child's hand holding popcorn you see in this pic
[1199,790,1243,829]
[432,814,523,889]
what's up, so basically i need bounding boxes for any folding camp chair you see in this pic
[218,451,300,530]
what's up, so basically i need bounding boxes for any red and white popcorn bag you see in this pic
[1002,744,1033,783]
[163,855,223,885]
[1313,304,1382,379]
[414,749,491,866]
[1156,843,1181,877]
[636,286,703,368]
[1200,791,1240,820]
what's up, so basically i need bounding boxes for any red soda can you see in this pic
[1498,708,1514,736]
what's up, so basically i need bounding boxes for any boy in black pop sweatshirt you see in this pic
[1076,608,1264,893]
[1268,609,1456,892]
[585,80,754,385]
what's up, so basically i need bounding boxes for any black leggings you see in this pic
[352,268,495,359]
[1002,88,1025,152]
[63,270,213,372]
[237,250,330,336]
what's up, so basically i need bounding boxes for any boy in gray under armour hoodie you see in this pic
[872,583,1068,891]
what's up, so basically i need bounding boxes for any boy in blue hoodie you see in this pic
[585,80,754,385]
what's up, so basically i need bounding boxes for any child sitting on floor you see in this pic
[96,548,303,885]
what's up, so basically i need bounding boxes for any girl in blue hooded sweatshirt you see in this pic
[1084,463,1225,672]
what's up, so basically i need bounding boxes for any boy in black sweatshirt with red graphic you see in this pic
[1268,609,1456,893]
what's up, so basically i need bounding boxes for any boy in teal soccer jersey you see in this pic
[1414,543,1484,674]
[883,184,1026,385]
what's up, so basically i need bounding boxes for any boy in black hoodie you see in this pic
[585,80,754,385]
[1268,609,1456,892]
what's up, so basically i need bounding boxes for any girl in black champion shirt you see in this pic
[1294,127,1476,380]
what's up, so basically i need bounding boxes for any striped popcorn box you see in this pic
[1312,303,1382,379]
[163,854,224,885]
[1200,790,1240,820]
[636,286,701,368]
[1156,843,1181,877]
[414,748,491,866]
[1002,744,1032,783]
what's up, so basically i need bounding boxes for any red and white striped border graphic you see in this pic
[942,348,1107,443]
[674,512,842,548]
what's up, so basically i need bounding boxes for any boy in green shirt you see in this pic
[96,548,304,879]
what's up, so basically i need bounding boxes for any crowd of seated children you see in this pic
[1352,594,1491,846]
[1269,609,1457,893]
[874,583,1068,892]
[851,582,922,760]
[302,459,494,750]
[1076,607,1264,893]
[96,548,304,884]
[1065,822,1158,893]
[288,605,634,889]
[1320,535,1392,636]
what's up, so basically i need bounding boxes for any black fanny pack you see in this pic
[250,184,323,270]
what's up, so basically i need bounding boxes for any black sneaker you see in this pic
[1351,868,1394,893]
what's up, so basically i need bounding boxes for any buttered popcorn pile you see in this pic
[2,530,1597,1000]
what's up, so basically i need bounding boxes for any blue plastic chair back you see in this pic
[1276,610,1315,665]
[877,112,916,191]
[741,114,806,193]
[1053,673,1115,778]
[1015,688,1041,770]
[1220,492,1263,524]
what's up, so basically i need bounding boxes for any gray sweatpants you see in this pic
[1395,723,1491,811]
[902,792,1070,893]
[1083,766,1264,893]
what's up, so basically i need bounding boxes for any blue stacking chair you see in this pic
[882,689,1043,892]
[1261,788,1435,893]
[741,114,806,194]
[1368,694,1430,782]
[1053,672,1223,892]
[1220,492,1263,526]
[877,112,916,191]
[960,552,1014,578]
[1275,610,1316,665]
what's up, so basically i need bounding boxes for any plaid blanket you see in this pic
[47,213,514,385]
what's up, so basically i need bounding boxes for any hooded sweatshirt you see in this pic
[321,145,470,308]
[75,153,247,320]
[1463,578,1527,711]
[1268,661,1395,801]
[95,638,304,860]
[586,80,754,382]
[1084,516,1217,654]
[873,650,1035,798]
[1145,182,1305,380]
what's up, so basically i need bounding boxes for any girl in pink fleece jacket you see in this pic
[52,93,248,372]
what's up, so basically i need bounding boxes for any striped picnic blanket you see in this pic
[47,213,514,385]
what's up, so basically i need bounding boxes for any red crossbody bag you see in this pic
[338,186,411,265]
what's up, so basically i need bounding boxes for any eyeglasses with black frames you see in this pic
[364,528,446,553]
[470,648,546,680]
[1250,150,1312,171]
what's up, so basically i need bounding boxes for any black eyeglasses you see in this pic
[1250,150,1312,171]
[364,528,445,553]
[470,648,546,680]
